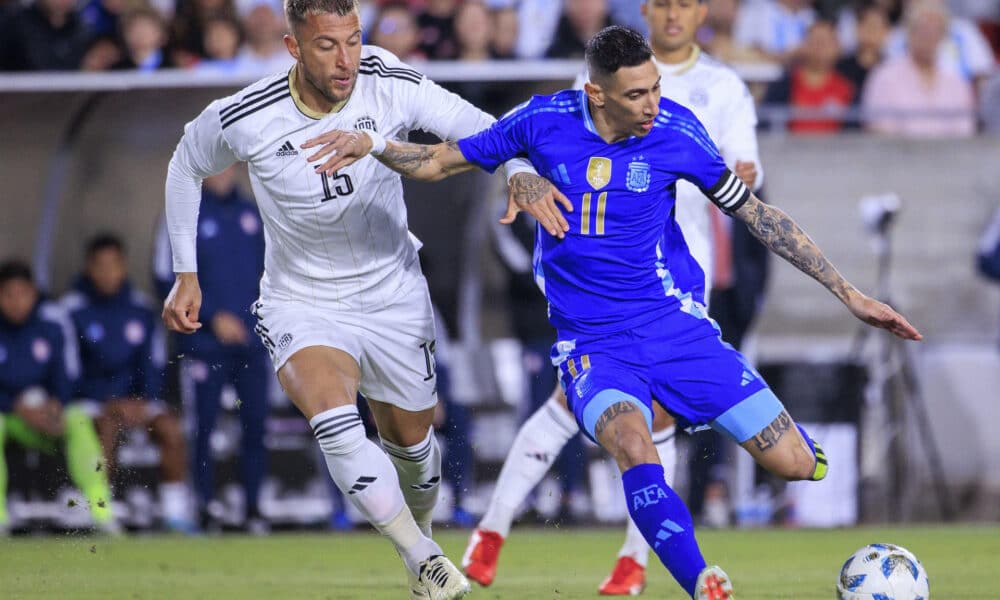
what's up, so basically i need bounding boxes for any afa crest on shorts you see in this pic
[586,157,612,190]
[626,158,651,193]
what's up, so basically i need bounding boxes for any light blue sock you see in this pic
[622,463,706,597]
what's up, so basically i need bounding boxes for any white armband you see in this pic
[365,130,387,156]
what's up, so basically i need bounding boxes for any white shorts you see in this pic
[251,278,438,412]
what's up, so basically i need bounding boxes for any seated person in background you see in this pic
[370,2,425,62]
[862,0,976,137]
[0,260,115,534]
[882,0,995,87]
[233,0,291,74]
[835,3,890,95]
[733,0,815,64]
[0,0,94,71]
[546,0,614,58]
[698,0,770,64]
[113,6,171,70]
[195,16,242,72]
[763,20,855,133]
[62,234,195,533]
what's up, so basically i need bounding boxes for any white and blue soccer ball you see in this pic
[837,543,930,600]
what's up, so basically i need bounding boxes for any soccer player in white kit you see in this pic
[461,0,764,595]
[160,1,569,598]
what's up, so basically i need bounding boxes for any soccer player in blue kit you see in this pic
[304,26,922,600]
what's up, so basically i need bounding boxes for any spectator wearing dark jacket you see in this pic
[0,0,93,71]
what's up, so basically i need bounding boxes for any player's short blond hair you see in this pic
[284,0,358,28]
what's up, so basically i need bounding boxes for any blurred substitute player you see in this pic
[0,260,116,534]
[463,0,765,593]
[304,26,922,600]
[161,0,566,597]
[63,234,194,533]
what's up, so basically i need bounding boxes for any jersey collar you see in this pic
[580,90,599,136]
[659,45,701,77]
[288,65,348,120]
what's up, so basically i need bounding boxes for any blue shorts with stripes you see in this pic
[552,307,784,445]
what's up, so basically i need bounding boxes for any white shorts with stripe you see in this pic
[251,277,438,412]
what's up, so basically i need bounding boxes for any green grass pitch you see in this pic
[2,525,997,598]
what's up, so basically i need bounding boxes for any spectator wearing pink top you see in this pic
[862,0,976,137]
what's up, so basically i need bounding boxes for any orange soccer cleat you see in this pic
[598,556,647,596]
[461,528,505,587]
[695,565,735,600]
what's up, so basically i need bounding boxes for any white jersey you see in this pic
[166,45,531,312]
[574,46,762,297]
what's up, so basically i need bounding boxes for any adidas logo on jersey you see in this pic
[275,141,298,157]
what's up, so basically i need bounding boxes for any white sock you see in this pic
[160,481,189,522]
[479,395,579,537]
[618,425,677,567]
[381,428,441,538]
[311,406,440,574]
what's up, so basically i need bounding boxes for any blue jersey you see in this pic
[458,90,750,335]
[62,278,166,403]
[0,301,79,412]
[154,185,266,356]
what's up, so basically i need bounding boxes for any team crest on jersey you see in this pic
[626,158,651,193]
[124,319,146,345]
[32,338,51,363]
[688,87,709,107]
[586,157,612,190]
[354,116,378,133]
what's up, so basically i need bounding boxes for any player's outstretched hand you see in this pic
[163,272,203,334]
[502,173,573,239]
[302,130,372,176]
[848,293,923,341]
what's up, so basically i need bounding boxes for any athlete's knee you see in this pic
[609,427,657,470]
[311,406,367,456]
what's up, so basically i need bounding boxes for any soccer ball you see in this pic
[837,543,930,599]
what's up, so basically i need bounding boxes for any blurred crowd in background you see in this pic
[2,0,1000,132]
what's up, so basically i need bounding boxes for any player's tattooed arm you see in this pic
[733,194,856,304]
[733,194,923,341]
[375,140,476,181]
[302,131,472,180]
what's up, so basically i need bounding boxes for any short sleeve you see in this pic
[669,111,750,213]
[456,101,533,174]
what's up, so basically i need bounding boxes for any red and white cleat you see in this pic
[598,556,647,596]
[695,565,735,600]
[461,528,504,587]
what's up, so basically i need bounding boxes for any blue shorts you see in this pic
[553,308,785,445]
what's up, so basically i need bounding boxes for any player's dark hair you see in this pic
[585,26,653,82]
[86,232,125,258]
[0,259,33,288]
[285,0,359,28]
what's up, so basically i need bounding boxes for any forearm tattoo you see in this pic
[751,410,793,452]
[375,140,462,179]
[594,401,638,438]
[740,198,854,303]
[509,172,550,206]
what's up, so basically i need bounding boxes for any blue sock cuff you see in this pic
[796,423,816,457]
[622,462,664,488]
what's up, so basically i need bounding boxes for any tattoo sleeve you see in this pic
[374,140,470,181]
[735,195,856,304]
[594,401,638,438]
[751,410,793,452]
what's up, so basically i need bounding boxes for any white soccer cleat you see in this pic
[695,565,734,600]
[408,568,431,600]
[417,555,472,600]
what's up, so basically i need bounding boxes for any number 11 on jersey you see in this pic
[580,192,608,235]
